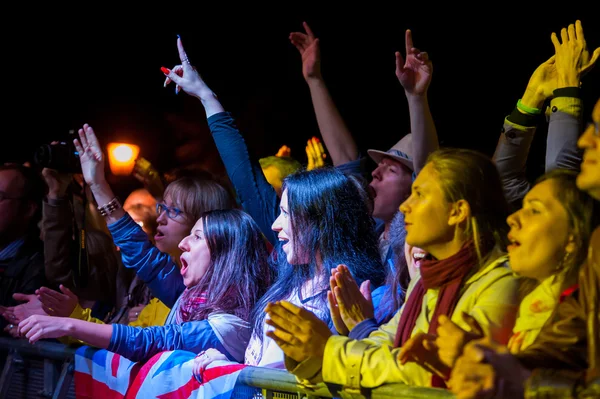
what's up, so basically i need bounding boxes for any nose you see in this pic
[506,211,520,229]
[399,196,411,215]
[178,236,190,252]
[156,207,168,224]
[577,124,595,149]
[271,214,282,232]
[371,164,383,180]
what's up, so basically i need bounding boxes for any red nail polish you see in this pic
[160,67,170,74]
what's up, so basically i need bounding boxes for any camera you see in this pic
[33,141,81,173]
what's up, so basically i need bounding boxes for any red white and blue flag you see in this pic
[74,347,246,399]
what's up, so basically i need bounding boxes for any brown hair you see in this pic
[163,175,235,222]
[427,148,510,262]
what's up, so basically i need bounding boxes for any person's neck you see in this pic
[427,236,466,261]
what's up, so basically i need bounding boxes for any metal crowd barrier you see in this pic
[0,337,454,399]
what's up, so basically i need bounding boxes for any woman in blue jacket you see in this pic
[18,208,271,363]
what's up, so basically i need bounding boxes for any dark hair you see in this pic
[258,156,302,178]
[179,209,271,322]
[164,175,235,223]
[427,148,511,261]
[252,167,385,338]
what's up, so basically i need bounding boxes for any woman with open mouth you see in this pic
[18,208,272,364]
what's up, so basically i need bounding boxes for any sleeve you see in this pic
[545,88,583,172]
[320,270,519,389]
[128,298,170,328]
[69,302,106,325]
[492,109,538,209]
[207,112,280,246]
[107,320,229,363]
[43,198,119,303]
[108,213,185,308]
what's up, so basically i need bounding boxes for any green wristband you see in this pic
[517,99,542,115]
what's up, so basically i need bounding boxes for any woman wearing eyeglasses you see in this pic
[28,124,235,330]
[18,208,271,366]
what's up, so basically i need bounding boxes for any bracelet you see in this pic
[98,197,122,217]
[516,99,541,115]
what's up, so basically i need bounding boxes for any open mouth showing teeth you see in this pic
[413,253,426,260]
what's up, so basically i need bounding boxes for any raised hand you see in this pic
[521,56,557,109]
[42,168,72,199]
[306,137,327,170]
[395,30,433,97]
[36,285,79,317]
[275,145,292,158]
[331,265,374,332]
[161,37,215,100]
[289,22,322,82]
[264,300,332,363]
[72,124,106,188]
[551,20,600,87]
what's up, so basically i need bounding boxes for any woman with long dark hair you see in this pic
[264,148,521,388]
[192,167,386,372]
[18,209,271,363]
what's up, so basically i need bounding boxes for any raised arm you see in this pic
[289,22,358,166]
[395,29,438,174]
[161,37,279,245]
[74,125,184,307]
[546,20,599,172]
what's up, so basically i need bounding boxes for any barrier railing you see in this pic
[0,337,454,399]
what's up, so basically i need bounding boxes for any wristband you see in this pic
[98,197,122,217]
[517,99,542,115]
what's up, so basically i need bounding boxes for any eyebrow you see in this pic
[523,198,546,207]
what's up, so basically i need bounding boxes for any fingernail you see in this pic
[161,67,170,75]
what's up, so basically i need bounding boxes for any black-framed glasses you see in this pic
[156,203,183,219]
[0,191,24,202]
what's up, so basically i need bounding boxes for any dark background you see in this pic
[3,6,599,196]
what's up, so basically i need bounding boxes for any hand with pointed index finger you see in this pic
[395,29,433,96]
[289,22,322,82]
[161,36,215,100]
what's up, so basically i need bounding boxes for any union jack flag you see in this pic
[74,346,246,399]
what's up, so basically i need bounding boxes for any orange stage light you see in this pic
[107,143,140,176]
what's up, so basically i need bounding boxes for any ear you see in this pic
[448,199,470,227]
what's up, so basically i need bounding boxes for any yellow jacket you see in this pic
[60,298,170,345]
[290,250,520,390]
[128,298,170,328]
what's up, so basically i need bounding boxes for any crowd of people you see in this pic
[1,19,599,399]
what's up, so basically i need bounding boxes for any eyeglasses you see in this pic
[156,203,183,219]
[0,191,24,202]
